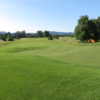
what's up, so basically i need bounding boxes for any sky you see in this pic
[0,0,100,32]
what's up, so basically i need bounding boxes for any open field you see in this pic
[0,37,100,100]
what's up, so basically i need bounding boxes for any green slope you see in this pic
[0,38,100,100]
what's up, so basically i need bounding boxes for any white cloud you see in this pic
[0,16,37,32]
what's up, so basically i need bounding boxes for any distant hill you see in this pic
[0,32,7,34]
[0,31,74,36]
[49,31,73,35]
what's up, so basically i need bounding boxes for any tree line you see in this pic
[0,30,62,41]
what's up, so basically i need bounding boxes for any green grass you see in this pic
[0,37,100,100]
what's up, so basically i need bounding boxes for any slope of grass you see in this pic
[0,38,100,100]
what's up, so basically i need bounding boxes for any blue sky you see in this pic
[0,0,100,32]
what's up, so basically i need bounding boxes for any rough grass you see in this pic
[0,37,100,100]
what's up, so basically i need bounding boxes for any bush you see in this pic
[48,35,53,40]
[55,35,59,39]
[8,34,14,41]
[0,33,14,41]
[0,34,8,41]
